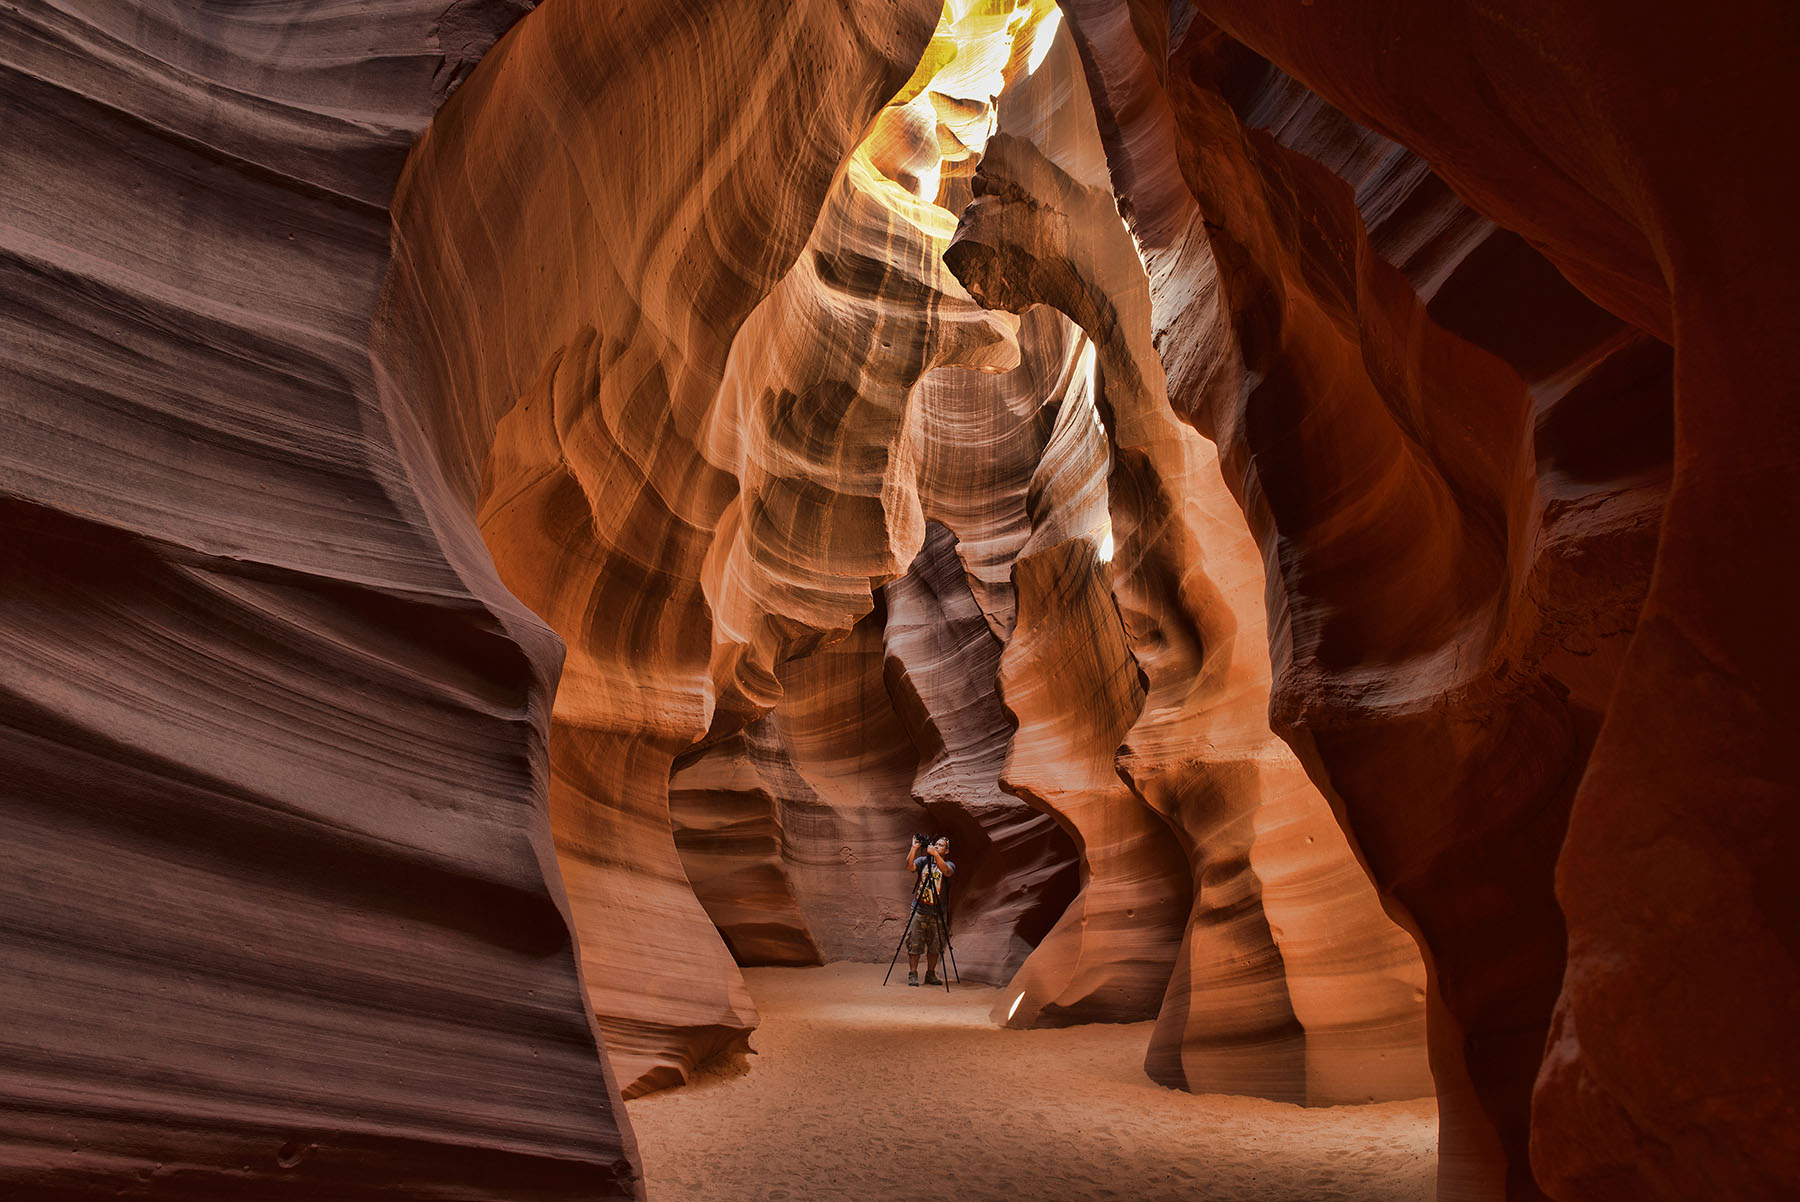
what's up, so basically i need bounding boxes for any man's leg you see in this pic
[923,917,944,984]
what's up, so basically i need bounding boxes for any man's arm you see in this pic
[906,837,922,871]
[930,847,953,877]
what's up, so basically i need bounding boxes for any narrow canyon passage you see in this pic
[6,0,1796,1199]
[408,0,1431,1119]
[628,966,1437,1202]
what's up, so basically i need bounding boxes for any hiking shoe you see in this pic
[923,970,943,985]
[907,971,919,987]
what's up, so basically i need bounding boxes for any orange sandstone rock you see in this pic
[377,0,948,1099]
[1045,3,1795,1200]
[950,83,1430,1101]
[16,4,1790,1202]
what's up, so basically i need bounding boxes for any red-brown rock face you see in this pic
[949,30,1430,1099]
[6,0,1435,1166]
[379,0,957,1098]
[385,0,1429,1110]
[1041,2,1797,1200]
[1,0,939,1190]
[0,0,643,1196]
[10,1,1790,1200]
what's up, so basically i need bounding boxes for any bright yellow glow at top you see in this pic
[867,0,1065,208]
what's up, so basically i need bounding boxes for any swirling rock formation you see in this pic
[882,521,1082,983]
[393,0,1147,1086]
[1040,2,1797,1200]
[381,0,960,1097]
[11,0,1790,1200]
[0,0,646,1196]
[0,0,939,1189]
[949,26,1430,1100]
[667,3,1140,995]
[6,0,1431,1141]
[1038,2,1651,1193]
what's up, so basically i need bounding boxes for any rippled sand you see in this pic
[627,963,1436,1202]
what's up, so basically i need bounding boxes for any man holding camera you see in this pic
[904,834,955,987]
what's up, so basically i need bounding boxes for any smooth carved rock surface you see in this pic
[1053,2,1650,1193]
[390,0,1157,1087]
[14,1,1783,1200]
[882,521,1081,984]
[667,718,828,968]
[381,0,950,1098]
[663,5,1092,989]
[2,0,967,1186]
[0,0,645,1196]
[669,3,1131,992]
[399,0,1427,1101]
[4,0,1434,1162]
[948,28,1430,1101]
[1049,2,1795,1201]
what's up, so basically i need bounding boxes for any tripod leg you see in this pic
[943,932,960,987]
[941,904,961,984]
[883,904,919,986]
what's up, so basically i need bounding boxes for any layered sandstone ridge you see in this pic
[4,0,1436,1158]
[950,31,1429,1103]
[7,1,1791,1201]
[1041,3,1797,1201]
[1,0,642,1197]
[379,0,957,1098]
[389,0,1433,1109]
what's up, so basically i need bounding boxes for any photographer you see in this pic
[903,834,955,987]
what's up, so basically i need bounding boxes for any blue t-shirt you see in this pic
[912,856,954,912]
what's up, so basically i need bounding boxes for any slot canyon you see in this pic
[1,2,1795,1201]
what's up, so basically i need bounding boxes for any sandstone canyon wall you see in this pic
[0,0,643,1196]
[4,1,1795,1201]
[0,0,944,1191]
[1033,2,1797,1201]
[944,21,1431,1105]
[5,0,1432,1137]
[450,0,1431,1108]
[377,0,966,1098]
[389,0,1428,1111]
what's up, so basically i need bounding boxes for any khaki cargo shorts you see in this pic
[906,910,945,956]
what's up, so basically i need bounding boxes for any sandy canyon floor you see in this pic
[626,964,1436,1202]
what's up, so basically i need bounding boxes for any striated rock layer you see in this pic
[1044,3,1798,1201]
[0,0,642,1196]
[949,23,1430,1100]
[16,0,1790,1200]
[648,15,1430,1096]
[1046,1,1653,1194]
[882,521,1083,983]
[387,0,1430,1100]
[377,0,952,1097]
[5,0,1435,1153]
